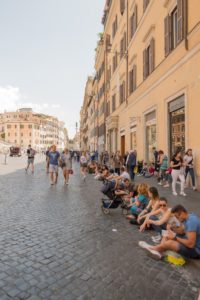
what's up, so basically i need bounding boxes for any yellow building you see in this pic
[0,108,68,151]
[96,0,200,184]
[80,77,94,151]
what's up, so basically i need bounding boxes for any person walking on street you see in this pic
[45,147,51,174]
[25,145,36,174]
[61,148,72,185]
[184,149,197,191]
[80,151,88,181]
[170,149,186,196]
[126,150,137,181]
[157,150,169,186]
[47,145,60,185]
[113,151,122,175]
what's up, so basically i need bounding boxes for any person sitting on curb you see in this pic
[145,197,172,243]
[139,205,200,260]
[115,178,138,206]
[133,187,160,227]
[126,183,149,220]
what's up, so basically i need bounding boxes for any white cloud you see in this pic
[0,86,61,114]
[0,86,21,112]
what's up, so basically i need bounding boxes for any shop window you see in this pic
[169,95,185,155]
[130,131,137,150]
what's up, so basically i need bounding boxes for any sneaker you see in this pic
[180,192,187,196]
[50,181,54,185]
[138,241,162,260]
[163,184,170,188]
[173,192,178,196]
[138,241,151,250]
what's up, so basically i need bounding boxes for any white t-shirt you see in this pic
[80,156,87,164]
[121,171,131,180]
[184,155,193,168]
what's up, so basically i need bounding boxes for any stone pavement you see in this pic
[0,162,199,300]
[0,154,45,176]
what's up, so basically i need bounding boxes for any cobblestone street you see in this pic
[0,162,199,300]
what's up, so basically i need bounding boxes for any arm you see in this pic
[148,210,171,226]
[168,230,196,248]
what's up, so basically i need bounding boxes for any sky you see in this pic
[0,0,104,138]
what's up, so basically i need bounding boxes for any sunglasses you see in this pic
[160,204,167,207]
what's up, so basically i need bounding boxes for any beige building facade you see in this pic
[94,0,200,184]
[80,0,200,184]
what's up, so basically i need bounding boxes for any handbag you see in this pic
[69,169,73,175]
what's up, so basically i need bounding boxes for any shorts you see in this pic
[178,244,200,259]
[130,206,142,216]
[49,164,59,173]
[28,158,34,164]
[81,163,87,168]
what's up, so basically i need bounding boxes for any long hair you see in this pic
[185,149,192,156]
[172,149,183,162]
[148,186,159,200]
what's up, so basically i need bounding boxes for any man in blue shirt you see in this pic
[139,204,200,260]
[47,145,60,185]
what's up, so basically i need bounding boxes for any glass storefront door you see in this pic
[146,124,157,162]
[169,95,185,156]
[170,107,185,155]
[145,111,156,162]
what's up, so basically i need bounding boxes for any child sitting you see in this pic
[126,183,149,219]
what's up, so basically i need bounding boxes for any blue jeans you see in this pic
[149,215,167,234]
[129,165,135,181]
[185,167,195,187]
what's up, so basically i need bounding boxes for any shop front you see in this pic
[168,95,185,156]
[145,110,157,162]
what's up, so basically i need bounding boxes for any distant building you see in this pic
[0,108,69,151]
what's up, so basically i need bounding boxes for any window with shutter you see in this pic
[120,0,125,15]
[130,5,138,40]
[129,70,133,95]
[120,38,123,59]
[113,55,115,73]
[177,0,185,44]
[149,38,155,74]
[164,15,170,56]
[133,65,137,91]
[143,0,150,13]
[143,49,147,80]
[112,94,116,112]
[164,1,186,57]
[129,65,137,94]
[120,82,125,104]
[172,8,178,49]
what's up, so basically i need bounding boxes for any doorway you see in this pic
[121,135,125,156]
